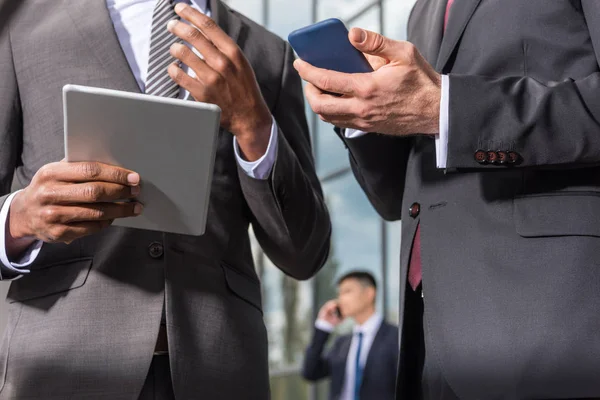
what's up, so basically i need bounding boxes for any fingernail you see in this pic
[131,185,140,196]
[167,19,178,32]
[127,173,140,185]
[357,28,366,43]
[174,3,186,13]
[134,203,143,215]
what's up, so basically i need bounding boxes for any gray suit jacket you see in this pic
[0,1,331,399]
[338,0,600,399]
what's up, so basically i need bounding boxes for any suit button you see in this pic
[148,242,164,259]
[409,203,420,219]
[507,151,521,164]
[474,150,487,164]
[486,151,498,164]
[497,151,508,164]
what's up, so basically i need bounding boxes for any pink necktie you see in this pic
[408,0,454,292]
[444,0,455,31]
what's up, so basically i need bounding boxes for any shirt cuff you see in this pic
[344,128,368,139]
[233,116,279,180]
[0,191,43,279]
[315,319,335,333]
[435,74,450,169]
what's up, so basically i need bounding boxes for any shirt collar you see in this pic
[353,313,383,336]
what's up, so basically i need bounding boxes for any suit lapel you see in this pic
[436,0,483,71]
[65,0,140,93]
[211,0,244,46]
[409,0,447,68]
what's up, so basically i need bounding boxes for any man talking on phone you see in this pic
[302,271,398,400]
[0,0,330,398]
[295,0,600,399]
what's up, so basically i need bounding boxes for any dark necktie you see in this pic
[408,0,454,292]
[354,332,364,400]
[146,0,181,97]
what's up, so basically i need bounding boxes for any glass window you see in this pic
[318,0,378,21]
[383,0,417,40]
[385,221,401,325]
[317,174,382,313]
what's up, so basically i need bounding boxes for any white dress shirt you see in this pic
[0,0,278,276]
[315,313,384,400]
[346,75,450,168]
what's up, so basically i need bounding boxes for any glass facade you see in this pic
[223,1,416,398]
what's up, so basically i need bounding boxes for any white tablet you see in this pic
[63,84,221,236]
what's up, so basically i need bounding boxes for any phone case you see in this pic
[288,18,373,74]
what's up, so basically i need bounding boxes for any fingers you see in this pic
[41,202,143,225]
[167,63,207,100]
[169,43,210,76]
[294,59,358,95]
[173,3,238,57]
[349,27,415,64]
[167,20,224,70]
[304,83,357,118]
[39,161,140,186]
[37,182,140,205]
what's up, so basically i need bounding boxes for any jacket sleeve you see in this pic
[444,2,600,171]
[0,23,26,281]
[301,328,334,381]
[238,43,331,280]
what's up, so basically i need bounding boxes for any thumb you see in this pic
[349,28,406,62]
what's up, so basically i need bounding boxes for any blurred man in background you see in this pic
[302,271,398,400]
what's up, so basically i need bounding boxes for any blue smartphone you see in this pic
[288,18,373,75]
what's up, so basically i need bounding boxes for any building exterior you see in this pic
[222,0,416,398]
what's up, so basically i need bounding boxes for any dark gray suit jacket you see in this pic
[0,1,330,399]
[302,322,399,400]
[337,0,600,399]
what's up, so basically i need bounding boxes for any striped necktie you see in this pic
[408,0,455,292]
[145,0,181,97]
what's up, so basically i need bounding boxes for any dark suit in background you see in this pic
[303,320,398,400]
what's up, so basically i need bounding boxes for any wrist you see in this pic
[234,109,272,161]
[8,191,33,240]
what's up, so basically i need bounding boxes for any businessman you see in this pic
[296,0,600,399]
[302,271,398,400]
[0,0,330,398]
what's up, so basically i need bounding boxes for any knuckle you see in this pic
[37,184,55,203]
[41,206,60,223]
[205,71,221,86]
[49,225,68,241]
[370,34,386,53]
[356,105,372,120]
[201,18,217,30]
[88,207,105,220]
[357,80,376,98]
[186,27,202,41]
[214,56,232,73]
[82,184,103,201]
[80,162,101,180]
[36,164,54,181]
[317,76,331,91]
